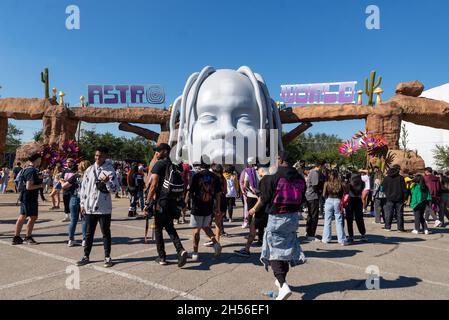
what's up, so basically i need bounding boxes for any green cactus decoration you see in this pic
[364,70,382,106]
[40,68,50,99]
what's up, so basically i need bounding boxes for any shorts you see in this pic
[219,194,227,213]
[20,200,39,217]
[190,215,212,228]
[55,183,62,190]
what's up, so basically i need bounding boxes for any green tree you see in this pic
[78,130,154,164]
[285,132,366,169]
[33,129,44,142]
[119,136,154,163]
[6,122,23,153]
[400,124,412,159]
[433,145,449,170]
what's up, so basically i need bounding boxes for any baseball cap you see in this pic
[154,143,171,153]
[247,157,257,165]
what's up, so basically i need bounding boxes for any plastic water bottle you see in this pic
[261,290,278,299]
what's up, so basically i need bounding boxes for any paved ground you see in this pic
[1,193,449,300]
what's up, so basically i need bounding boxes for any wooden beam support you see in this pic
[118,122,159,141]
[282,122,313,146]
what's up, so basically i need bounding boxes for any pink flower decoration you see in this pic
[339,140,360,157]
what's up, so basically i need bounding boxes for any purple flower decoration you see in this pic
[41,144,57,161]
[339,140,360,157]
[51,155,67,169]
[62,140,79,158]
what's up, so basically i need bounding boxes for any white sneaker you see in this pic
[81,240,86,247]
[67,240,75,247]
[242,222,249,228]
[228,218,232,223]
[307,236,320,242]
[276,283,292,300]
[191,253,199,262]
[61,217,70,222]
[424,230,430,235]
[411,230,419,235]
[434,220,443,227]
[203,241,214,247]
[213,242,222,257]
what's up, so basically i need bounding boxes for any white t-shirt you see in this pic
[362,174,370,191]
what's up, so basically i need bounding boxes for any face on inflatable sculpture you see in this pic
[169,66,283,166]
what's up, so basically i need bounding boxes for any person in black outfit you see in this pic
[250,151,306,300]
[144,143,188,267]
[127,164,139,217]
[61,158,76,222]
[12,153,43,245]
[345,172,367,243]
[381,164,408,232]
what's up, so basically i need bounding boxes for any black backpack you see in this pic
[161,160,184,199]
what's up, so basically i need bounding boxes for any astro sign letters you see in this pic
[87,84,165,106]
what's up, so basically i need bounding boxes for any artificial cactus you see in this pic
[364,70,382,106]
[41,68,50,99]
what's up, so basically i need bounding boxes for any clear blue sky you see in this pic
[1,0,449,142]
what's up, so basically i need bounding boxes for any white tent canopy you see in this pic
[402,83,449,169]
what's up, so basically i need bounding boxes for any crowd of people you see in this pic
[6,143,449,300]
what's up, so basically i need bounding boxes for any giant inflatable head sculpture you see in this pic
[169,66,283,166]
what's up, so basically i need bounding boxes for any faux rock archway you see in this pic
[1,80,449,169]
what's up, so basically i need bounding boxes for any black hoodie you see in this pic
[260,166,306,215]
[381,167,407,202]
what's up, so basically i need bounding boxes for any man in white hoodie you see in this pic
[76,147,118,268]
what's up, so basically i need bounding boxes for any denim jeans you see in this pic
[260,212,302,269]
[128,188,137,214]
[137,190,145,210]
[374,198,386,223]
[322,198,346,243]
[0,173,9,193]
[68,196,87,241]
